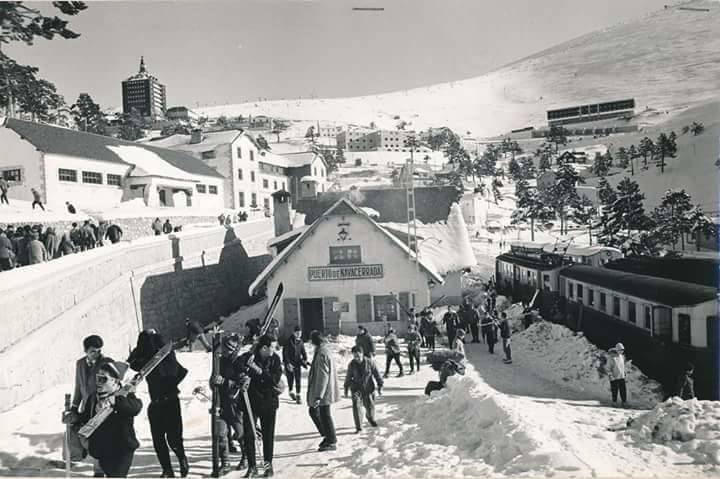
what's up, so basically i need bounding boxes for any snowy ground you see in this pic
[1,331,717,478]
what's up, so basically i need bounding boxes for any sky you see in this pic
[5,0,670,110]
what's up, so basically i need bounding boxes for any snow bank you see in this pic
[514,321,664,408]
[326,362,589,478]
[107,145,197,181]
[626,398,720,465]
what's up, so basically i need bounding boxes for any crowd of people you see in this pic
[0,220,124,271]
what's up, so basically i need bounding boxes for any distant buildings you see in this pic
[0,118,224,211]
[165,106,199,122]
[337,127,429,153]
[546,99,635,127]
[122,57,167,121]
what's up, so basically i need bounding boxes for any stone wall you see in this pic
[0,220,273,412]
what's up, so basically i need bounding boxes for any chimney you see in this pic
[271,190,292,237]
[190,129,203,144]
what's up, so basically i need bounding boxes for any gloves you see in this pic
[286,363,294,373]
[302,362,310,369]
[377,388,382,397]
[62,409,79,425]
[312,398,321,408]
[240,375,251,391]
[211,375,224,386]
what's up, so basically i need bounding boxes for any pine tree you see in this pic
[570,196,598,245]
[548,125,569,153]
[639,137,654,169]
[511,179,553,241]
[519,157,536,180]
[118,110,145,141]
[507,157,521,181]
[655,132,677,174]
[546,162,584,235]
[652,189,694,250]
[616,147,629,169]
[72,93,105,134]
[598,177,655,255]
[597,177,617,206]
[591,152,609,177]
[690,122,705,136]
[535,142,554,173]
[627,144,638,175]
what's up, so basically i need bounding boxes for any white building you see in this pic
[0,118,224,211]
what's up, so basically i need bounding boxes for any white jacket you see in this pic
[608,353,626,380]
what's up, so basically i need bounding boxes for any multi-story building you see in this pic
[165,106,199,122]
[337,128,427,153]
[336,127,376,151]
[121,57,167,121]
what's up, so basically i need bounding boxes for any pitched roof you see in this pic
[4,119,222,178]
[604,256,720,289]
[560,264,718,307]
[249,198,444,296]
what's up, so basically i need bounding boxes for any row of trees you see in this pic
[591,132,679,177]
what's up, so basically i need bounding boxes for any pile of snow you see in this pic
[626,398,720,465]
[513,322,664,408]
[0,199,91,225]
[107,145,198,181]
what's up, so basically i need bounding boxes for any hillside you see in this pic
[197,0,720,138]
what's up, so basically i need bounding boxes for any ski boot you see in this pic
[295,395,302,404]
[368,419,378,427]
[264,462,274,477]
[397,371,404,378]
[160,470,175,478]
[220,459,232,477]
[289,392,297,402]
[244,466,259,478]
[179,457,189,478]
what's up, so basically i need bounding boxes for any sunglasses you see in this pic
[96,375,111,384]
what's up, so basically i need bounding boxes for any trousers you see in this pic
[285,366,302,394]
[148,396,186,472]
[351,392,375,430]
[243,408,276,467]
[98,450,134,477]
[610,379,627,403]
[384,353,403,375]
[502,338,512,361]
[470,323,480,342]
[408,348,421,371]
[308,405,336,444]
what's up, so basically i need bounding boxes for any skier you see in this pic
[424,359,465,395]
[452,329,466,358]
[82,221,97,251]
[307,330,340,453]
[97,221,108,247]
[163,219,173,234]
[31,188,45,210]
[282,326,309,404]
[406,324,422,374]
[66,201,76,214]
[355,325,375,358]
[383,328,404,378]
[675,362,696,400]
[243,319,261,345]
[152,218,163,236]
[607,343,627,407]
[105,221,124,244]
[241,334,283,477]
[344,346,383,433]
[442,307,459,348]
[0,177,9,205]
[498,312,512,364]
[85,358,142,478]
[268,318,280,348]
[127,330,189,478]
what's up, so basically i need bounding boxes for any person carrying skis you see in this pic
[355,325,375,358]
[607,343,627,407]
[406,324,422,374]
[419,309,431,348]
[128,330,190,478]
[460,299,481,343]
[675,362,696,400]
[85,358,142,478]
[240,334,283,478]
[282,326,309,404]
[307,330,340,453]
[31,188,45,210]
[344,346,383,433]
[498,312,512,364]
[383,328,404,378]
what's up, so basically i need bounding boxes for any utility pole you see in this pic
[405,134,419,272]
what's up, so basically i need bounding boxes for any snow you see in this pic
[0,199,93,224]
[106,145,199,182]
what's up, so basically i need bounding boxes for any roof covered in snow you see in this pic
[604,256,720,289]
[249,198,444,296]
[560,265,718,307]
[148,130,242,149]
[106,146,199,182]
[4,119,222,178]
[378,203,476,276]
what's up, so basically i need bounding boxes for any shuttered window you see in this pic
[356,294,372,323]
[373,295,398,322]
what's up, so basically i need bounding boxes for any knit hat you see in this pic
[615,342,625,352]
[97,358,129,381]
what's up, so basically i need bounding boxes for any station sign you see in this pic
[308,264,384,281]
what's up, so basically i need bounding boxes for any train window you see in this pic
[628,301,636,324]
[644,306,652,329]
[678,314,691,345]
[587,289,595,307]
[612,297,621,317]
[577,284,584,301]
[567,282,574,298]
[600,293,607,312]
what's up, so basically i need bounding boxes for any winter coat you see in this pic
[499,319,511,339]
[355,332,375,356]
[406,331,422,351]
[344,357,383,396]
[72,356,105,414]
[246,350,283,414]
[82,225,96,245]
[0,178,8,193]
[58,232,75,256]
[105,224,123,243]
[384,333,401,356]
[307,343,340,406]
[420,316,432,335]
[127,331,187,402]
[459,305,479,329]
[28,239,48,264]
[0,233,14,260]
[283,336,308,369]
[452,337,466,357]
[87,393,142,459]
[16,236,29,265]
[442,312,459,333]
[162,222,173,234]
[676,373,695,400]
[607,353,626,381]
[152,220,162,234]
[44,230,58,259]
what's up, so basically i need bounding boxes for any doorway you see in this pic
[159,189,167,206]
[300,298,324,339]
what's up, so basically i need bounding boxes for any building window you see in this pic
[196,184,206,193]
[237,147,242,158]
[238,169,243,180]
[612,297,621,317]
[238,192,245,208]
[82,171,103,184]
[567,282,574,299]
[373,295,398,322]
[251,193,257,207]
[209,185,218,194]
[273,181,277,190]
[588,288,594,307]
[58,168,77,182]
[628,301,636,323]
[282,182,285,190]
[263,179,269,189]
[644,306,652,330]
[250,150,255,162]
[577,284,584,301]
[1,168,22,182]
[251,171,256,182]
[107,174,122,186]
[599,292,606,312]
[201,150,216,160]
[329,246,361,265]
[678,314,691,345]
[263,197,270,210]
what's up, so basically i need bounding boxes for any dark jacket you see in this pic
[59,232,75,256]
[87,393,142,459]
[0,234,13,260]
[106,224,123,243]
[282,336,307,367]
[344,357,383,395]
[163,222,173,234]
[406,330,422,351]
[676,373,695,400]
[443,311,459,332]
[72,356,104,414]
[127,331,187,402]
[499,319,511,339]
[244,350,283,414]
[355,332,375,356]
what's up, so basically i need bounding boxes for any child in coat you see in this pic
[344,346,384,433]
[383,329,404,378]
[406,324,422,373]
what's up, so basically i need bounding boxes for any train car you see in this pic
[558,265,719,400]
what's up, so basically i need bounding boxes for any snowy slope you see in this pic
[197,0,720,138]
